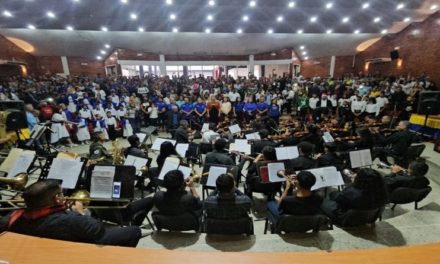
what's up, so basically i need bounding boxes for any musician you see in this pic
[251,129,277,156]
[153,170,202,216]
[89,131,112,164]
[316,143,343,171]
[383,158,430,193]
[266,171,323,221]
[374,121,414,165]
[320,168,388,224]
[335,128,374,151]
[173,120,189,143]
[286,141,316,171]
[124,135,148,159]
[201,123,220,144]
[300,124,324,153]
[156,141,179,170]
[0,179,141,247]
[205,138,234,166]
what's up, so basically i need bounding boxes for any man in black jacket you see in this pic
[286,141,316,171]
[173,120,189,143]
[251,129,277,156]
[384,158,430,193]
[205,138,234,166]
[374,121,414,165]
[0,179,141,247]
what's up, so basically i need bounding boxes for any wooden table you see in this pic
[1,232,439,264]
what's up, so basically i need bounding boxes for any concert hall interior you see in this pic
[1,0,440,263]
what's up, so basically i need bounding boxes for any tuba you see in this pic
[0,173,29,190]
[111,138,125,165]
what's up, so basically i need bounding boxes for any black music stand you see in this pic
[200,163,238,200]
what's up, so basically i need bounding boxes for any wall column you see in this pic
[61,56,70,76]
[329,55,336,77]
[249,55,255,75]
[139,65,144,77]
[159,54,166,75]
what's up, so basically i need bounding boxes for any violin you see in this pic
[336,136,361,141]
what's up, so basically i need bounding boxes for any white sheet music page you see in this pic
[158,158,180,180]
[176,143,189,157]
[136,133,147,144]
[305,166,344,191]
[90,166,116,198]
[8,153,35,178]
[206,166,227,187]
[229,124,241,134]
[275,146,299,160]
[124,155,149,171]
[178,165,192,179]
[151,138,176,151]
[47,158,83,189]
[322,132,335,143]
[349,149,372,168]
[245,132,261,140]
[268,162,286,182]
[201,123,210,133]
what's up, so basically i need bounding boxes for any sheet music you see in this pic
[178,165,192,179]
[322,132,335,143]
[201,123,210,133]
[302,166,344,191]
[151,138,176,151]
[136,133,147,144]
[176,143,189,157]
[229,124,241,134]
[267,162,286,183]
[229,143,251,155]
[275,146,299,160]
[245,132,261,140]
[349,149,373,168]
[124,155,149,171]
[47,158,83,189]
[206,166,228,187]
[0,148,35,173]
[8,153,35,178]
[90,166,116,198]
[158,158,180,180]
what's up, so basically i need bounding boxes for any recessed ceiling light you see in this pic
[267,28,273,34]
[237,28,243,34]
[362,3,370,9]
[243,15,249,21]
[277,16,283,22]
[397,3,405,10]
[207,14,213,21]
[205,28,211,33]
[249,1,256,7]
[300,45,305,50]
[138,27,144,32]
[354,29,360,34]
[27,24,36,30]
[310,16,318,23]
[326,29,333,34]
[130,13,137,20]
[165,0,172,5]
[288,2,295,8]
[3,10,12,17]
[297,29,303,34]
[96,56,102,60]
[403,17,411,22]
[373,17,381,23]
[172,27,178,33]
[430,4,438,10]
[170,13,176,20]
[47,11,56,19]
[381,29,388,34]
[105,44,110,49]
[101,26,108,31]
[72,0,80,2]
[208,0,215,6]
[342,17,350,23]
[66,25,74,31]
[100,50,106,54]
[304,56,309,60]
[326,2,333,9]
[302,51,307,55]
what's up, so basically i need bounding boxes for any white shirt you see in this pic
[309,98,319,109]
[148,106,158,119]
[338,98,350,106]
[79,108,92,119]
[286,90,295,100]
[365,103,380,116]
[111,95,120,105]
[376,97,389,109]
[202,130,220,143]
[105,116,117,126]
[351,100,366,113]
[349,95,358,102]
[227,92,241,102]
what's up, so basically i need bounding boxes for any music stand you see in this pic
[201,163,238,200]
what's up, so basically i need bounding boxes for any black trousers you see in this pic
[96,226,141,247]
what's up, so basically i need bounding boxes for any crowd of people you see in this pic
[0,71,435,247]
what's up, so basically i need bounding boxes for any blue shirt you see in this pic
[194,103,206,114]
[156,101,167,111]
[244,103,257,113]
[269,104,280,117]
[26,112,37,131]
[256,102,269,112]
[234,102,245,113]
[181,103,193,113]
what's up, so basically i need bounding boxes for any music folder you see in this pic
[86,165,136,199]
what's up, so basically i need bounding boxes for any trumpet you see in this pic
[377,162,408,173]
[0,173,29,191]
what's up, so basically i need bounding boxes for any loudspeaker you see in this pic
[6,110,28,131]
[0,100,25,111]
[390,50,399,60]
[417,91,440,115]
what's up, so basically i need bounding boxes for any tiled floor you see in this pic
[58,132,440,252]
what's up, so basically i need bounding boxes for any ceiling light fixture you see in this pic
[354,29,360,34]
[100,50,106,54]
[27,24,36,30]
[237,28,243,34]
[96,56,102,60]
[277,16,283,22]
[326,3,333,9]
[310,16,318,23]
[242,15,249,21]
[207,14,213,21]
[172,27,178,33]
[297,29,303,34]
[47,11,56,19]
[267,28,273,34]
[138,27,144,32]
[130,13,137,20]
[373,17,381,23]
[300,45,305,50]
[66,25,74,31]
[403,17,411,22]
[362,3,370,9]
[304,56,309,60]
[381,29,388,34]
[170,13,176,20]
[326,29,333,34]
[105,44,110,49]
[205,28,211,33]
[302,51,307,55]
[430,4,438,10]
[208,0,215,6]
[397,3,405,10]
[101,26,108,31]
[342,17,350,23]
[165,0,172,5]
[3,10,12,17]
[249,1,256,8]
[288,2,295,8]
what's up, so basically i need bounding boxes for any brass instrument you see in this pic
[0,173,29,191]
[111,138,125,165]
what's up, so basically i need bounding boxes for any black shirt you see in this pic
[205,150,234,166]
[279,193,323,216]
[332,186,386,211]
[153,190,202,215]
[286,156,316,171]
[204,194,252,219]
[384,173,430,193]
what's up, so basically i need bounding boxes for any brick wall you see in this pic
[301,57,332,78]
[334,55,356,78]
[117,49,160,61]
[0,35,36,74]
[254,49,293,60]
[355,11,440,84]
[67,57,105,77]
[34,56,63,75]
